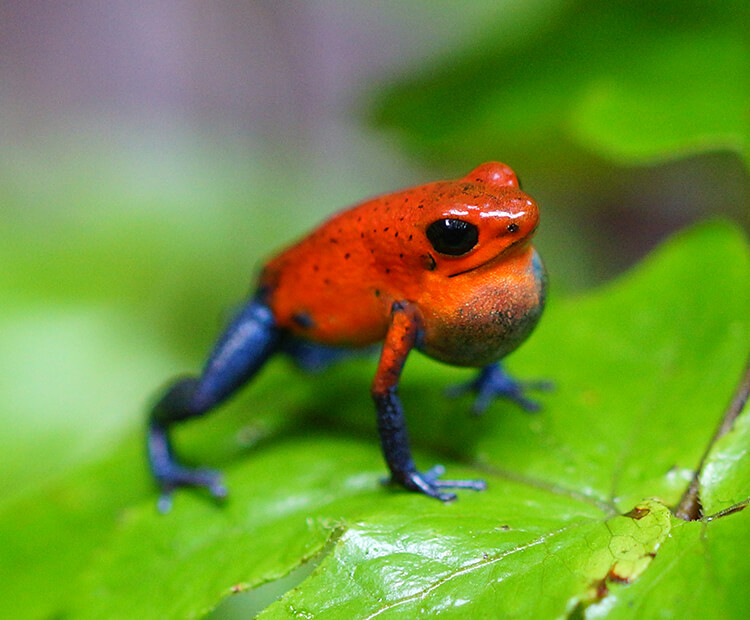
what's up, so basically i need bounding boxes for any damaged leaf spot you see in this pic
[623,506,650,520]
[607,565,635,584]
[575,499,671,612]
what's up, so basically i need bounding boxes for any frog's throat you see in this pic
[446,232,535,279]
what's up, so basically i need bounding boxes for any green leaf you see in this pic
[569,33,747,166]
[1,220,748,619]
[371,0,749,168]
[585,513,750,618]
[258,498,674,619]
[699,371,750,516]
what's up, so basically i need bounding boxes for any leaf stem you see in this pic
[674,354,750,521]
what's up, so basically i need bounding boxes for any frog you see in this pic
[148,162,548,511]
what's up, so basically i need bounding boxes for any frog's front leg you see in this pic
[372,302,486,502]
[449,362,553,415]
[148,296,279,511]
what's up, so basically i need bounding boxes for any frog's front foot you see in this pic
[448,363,553,415]
[391,464,486,502]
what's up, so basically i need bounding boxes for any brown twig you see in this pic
[674,354,750,521]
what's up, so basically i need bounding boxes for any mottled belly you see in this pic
[418,250,547,367]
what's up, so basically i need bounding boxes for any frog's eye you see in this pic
[426,218,479,256]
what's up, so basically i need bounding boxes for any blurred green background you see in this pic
[0,0,747,593]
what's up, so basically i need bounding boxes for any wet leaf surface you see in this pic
[1,221,748,618]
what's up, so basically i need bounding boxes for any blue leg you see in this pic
[448,362,553,415]
[148,296,279,511]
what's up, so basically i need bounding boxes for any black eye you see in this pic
[426,218,479,256]
[507,223,519,233]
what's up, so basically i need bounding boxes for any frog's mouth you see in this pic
[447,229,535,278]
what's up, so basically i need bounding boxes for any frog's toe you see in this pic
[511,393,542,413]
[500,378,554,413]
[444,381,472,398]
[393,465,486,502]
[523,380,555,392]
[445,377,493,414]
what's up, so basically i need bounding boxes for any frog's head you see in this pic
[416,162,540,278]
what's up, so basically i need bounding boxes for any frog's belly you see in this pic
[418,252,547,367]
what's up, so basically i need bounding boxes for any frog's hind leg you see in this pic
[148,296,279,511]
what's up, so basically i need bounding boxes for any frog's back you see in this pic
[260,188,430,346]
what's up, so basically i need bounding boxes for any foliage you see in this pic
[372,0,748,171]
[2,1,748,617]
[1,221,748,618]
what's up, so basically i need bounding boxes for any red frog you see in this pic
[148,162,548,510]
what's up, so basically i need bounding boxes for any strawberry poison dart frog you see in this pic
[148,162,548,510]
